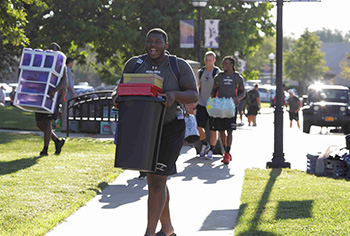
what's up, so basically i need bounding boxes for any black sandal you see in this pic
[155,231,176,236]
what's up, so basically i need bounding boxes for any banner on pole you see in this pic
[205,19,219,48]
[180,20,194,48]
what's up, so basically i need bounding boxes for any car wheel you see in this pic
[303,120,311,133]
[343,123,350,134]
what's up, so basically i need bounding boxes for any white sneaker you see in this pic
[200,144,210,157]
[205,150,213,160]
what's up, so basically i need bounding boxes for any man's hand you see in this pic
[49,90,56,99]
[159,92,176,108]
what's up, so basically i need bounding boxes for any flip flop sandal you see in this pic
[155,231,177,236]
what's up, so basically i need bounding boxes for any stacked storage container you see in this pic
[14,48,66,113]
[114,73,166,172]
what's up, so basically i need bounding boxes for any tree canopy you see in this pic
[284,30,329,92]
[0,0,275,84]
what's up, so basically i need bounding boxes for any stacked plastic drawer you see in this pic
[14,48,66,113]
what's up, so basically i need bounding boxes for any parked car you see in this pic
[0,83,12,105]
[302,84,350,134]
[258,84,275,103]
[245,79,261,88]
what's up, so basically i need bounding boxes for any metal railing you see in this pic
[66,90,117,137]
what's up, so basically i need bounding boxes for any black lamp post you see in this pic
[268,52,275,85]
[192,0,208,66]
[267,0,290,169]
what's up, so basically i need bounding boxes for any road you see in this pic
[231,108,346,171]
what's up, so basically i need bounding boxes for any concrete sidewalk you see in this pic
[46,145,244,235]
[4,108,339,235]
[44,109,319,236]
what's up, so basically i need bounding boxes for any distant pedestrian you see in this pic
[236,93,247,126]
[246,83,261,126]
[287,89,301,129]
[35,42,66,156]
[196,51,220,160]
[210,56,245,164]
[0,86,5,106]
[9,86,16,106]
[61,57,75,132]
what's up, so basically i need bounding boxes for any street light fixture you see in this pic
[268,53,275,85]
[192,0,208,65]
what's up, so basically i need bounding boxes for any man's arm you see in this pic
[160,58,198,108]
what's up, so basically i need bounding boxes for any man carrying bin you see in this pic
[113,28,198,236]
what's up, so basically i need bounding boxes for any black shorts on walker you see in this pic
[211,116,237,131]
[35,104,59,121]
[247,105,259,116]
[195,104,214,128]
[289,111,299,121]
[154,119,185,176]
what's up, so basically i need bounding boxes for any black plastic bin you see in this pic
[114,96,166,172]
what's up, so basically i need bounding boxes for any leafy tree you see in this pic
[245,36,275,75]
[3,0,275,85]
[314,28,345,43]
[0,0,36,81]
[339,53,350,81]
[284,29,330,92]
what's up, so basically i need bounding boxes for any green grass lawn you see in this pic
[0,106,38,130]
[0,132,122,236]
[235,168,350,236]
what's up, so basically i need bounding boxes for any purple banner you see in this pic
[180,20,194,48]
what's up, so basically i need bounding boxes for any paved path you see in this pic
[3,107,345,235]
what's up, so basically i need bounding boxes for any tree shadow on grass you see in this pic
[0,155,43,175]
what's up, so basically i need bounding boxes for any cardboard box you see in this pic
[100,121,112,134]
[118,83,163,97]
[123,73,163,89]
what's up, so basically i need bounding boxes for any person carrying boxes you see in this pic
[113,28,198,236]
[34,42,67,156]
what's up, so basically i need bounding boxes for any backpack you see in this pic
[247,89,257,106]
[131,53,190,116]
[198,67,219,80]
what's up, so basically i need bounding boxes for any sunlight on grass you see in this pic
[0,132,122,236]
[235,168,350,236]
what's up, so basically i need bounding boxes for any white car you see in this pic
[0,83,12,105]
[258,85,275,103]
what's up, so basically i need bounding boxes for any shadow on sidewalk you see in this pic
[175,156,234,184]
[98,177,148,209]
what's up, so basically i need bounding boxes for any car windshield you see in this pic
[308,89,349,103]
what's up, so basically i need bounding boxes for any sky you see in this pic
[269,0,350,38]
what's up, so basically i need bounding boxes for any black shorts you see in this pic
[237,100,246,112]
[247,105,259,116]
[35,104,59,121]
[154,119,185,176]
[289,111,299,121]
[195,104,214,128]
[211,116,237,131]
